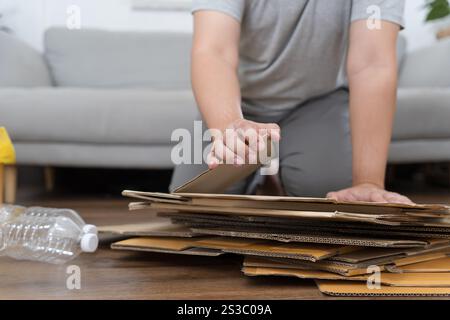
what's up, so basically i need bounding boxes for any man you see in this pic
[170,0,413,204]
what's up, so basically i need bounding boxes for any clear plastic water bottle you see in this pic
[0,205,98,264]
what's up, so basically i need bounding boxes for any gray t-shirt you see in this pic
[192,0,405,117]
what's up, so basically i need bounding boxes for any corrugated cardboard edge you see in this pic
[111,244,223,257]
[190,227,428,248]
[316,280,450,297]
[98,222,200,238]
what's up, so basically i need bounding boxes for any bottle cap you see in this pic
[81,233,98,253]
[83,224,98,235]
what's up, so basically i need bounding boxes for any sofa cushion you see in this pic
[0,31,52,87]
[393,88,450,140]
[0,88,198,145]
[44,28,192,89]
[399,38,450,88]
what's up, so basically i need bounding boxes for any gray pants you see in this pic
[169,89,352,197]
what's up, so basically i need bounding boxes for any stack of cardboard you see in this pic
[101,165,450,297]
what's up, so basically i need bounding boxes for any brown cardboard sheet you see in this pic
[393,251,450,267]
[316,280,450,296]
[111,236,357,261]
[122,190,187,202]
[183,194,450,216]
[148,202,405,225]
[243,248,450,276]
[242,265,450,287]
[174,164,262,194]
[328,240,450,264]
[167,215,450,240]
[98,221,200,238]
[160,212,450,243]
[385,257,450,273]
[124,189,450,217]
[190,227,430,248]
[111,237,223,256]
[129,198,450,227]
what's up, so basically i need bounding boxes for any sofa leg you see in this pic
[4,165,17,204]
[44,166,55,192]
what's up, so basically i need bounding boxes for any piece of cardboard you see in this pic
[111,236,356,262]
[243,247,450,277]
[328,241,450,264]
[122,190,187,202]
[165,214,450,240]
[316,280,450,296]
[184,194,450,216]
[98,221,200,238]
[393,251,449,267]
[174,164,262,194]
[242,262,450,287]
[160,212,450,239]
[386,257,450,273]
[127,195,450,227]
[243,266,450,287]
[190,227,429,248]
[147,202,412,226]
[124,189,450,215]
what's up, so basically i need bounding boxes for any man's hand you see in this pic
[207,119,280,169]
[327,183,414,205]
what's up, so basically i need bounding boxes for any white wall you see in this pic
[0,0,446,52]
[403,0,442,52]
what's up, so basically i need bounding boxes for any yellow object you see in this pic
[0,127,16,165]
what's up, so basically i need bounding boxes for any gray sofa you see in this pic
[0,28,197,169]
[0,27,450,172]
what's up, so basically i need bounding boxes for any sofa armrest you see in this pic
[0,32,52,87]
[399,38,450,88]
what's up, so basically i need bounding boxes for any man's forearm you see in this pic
[349,67,397,188]
[192,51,243,132]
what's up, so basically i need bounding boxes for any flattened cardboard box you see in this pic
[111,236,357,261]
[189,227,430,248]
[164,214,450,240]
[98,221,199,238]
[159,212,450,243]
[111,237,223,257]
[385,256,450,273]
[242,265,450,287]
[242,249,450,276]
[123,163,450,216]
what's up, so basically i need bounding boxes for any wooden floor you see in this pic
[1,187,450,300]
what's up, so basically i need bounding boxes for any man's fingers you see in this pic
[261,123,281,141]
[327,191,338,200]
[212,138,245,165]
[332,190,358,202]
[370,191,386,203]
[384,192,415,205]
[206,153,220,169]
[224,131,248,164]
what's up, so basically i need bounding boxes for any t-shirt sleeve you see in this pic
[351,0,405,28]
[192,0,246,23]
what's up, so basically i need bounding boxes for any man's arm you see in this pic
[192,11,280,168]
[328,20,412,204]
[192,11,242,132]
